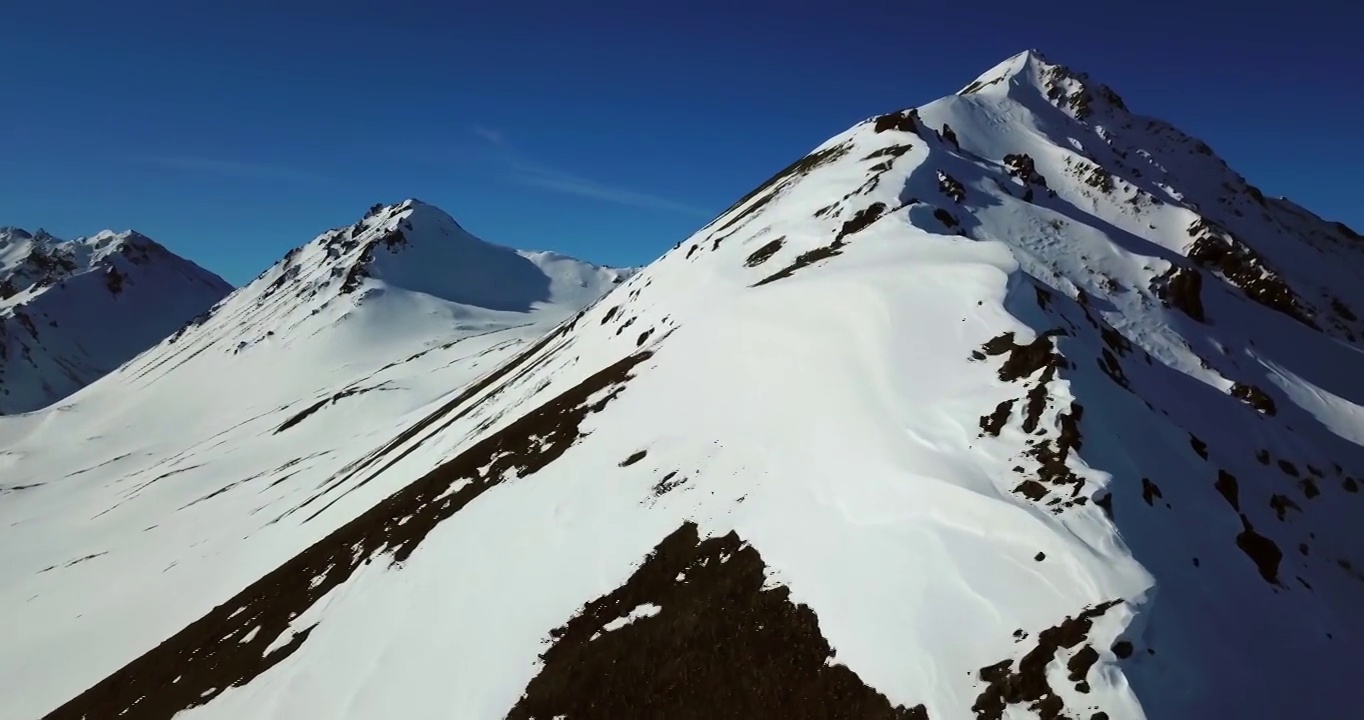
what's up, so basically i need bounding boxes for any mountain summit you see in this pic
[0,226,231,414]
[4,51,1363,720]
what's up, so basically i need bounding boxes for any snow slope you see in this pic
[0,199,631,719]
[0,227,231,414]
[6,52,1364,720]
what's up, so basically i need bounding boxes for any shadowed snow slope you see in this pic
[5,51,1364,720]
[0,227,231,414]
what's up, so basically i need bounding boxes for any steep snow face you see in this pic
[6,53,1364,720]
[0,226,231,414]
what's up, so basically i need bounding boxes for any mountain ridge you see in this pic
[3,49,1362,720]
[0,226,232,414]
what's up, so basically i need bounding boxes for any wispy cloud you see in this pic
[471,127,710,217]
[471,125,507,146]
[129,155,326,182]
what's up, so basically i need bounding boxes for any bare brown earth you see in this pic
[506,521,929,720]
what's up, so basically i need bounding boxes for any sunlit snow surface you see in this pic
[4,51,1363,720]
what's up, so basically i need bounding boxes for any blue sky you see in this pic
[2,0,1359,285]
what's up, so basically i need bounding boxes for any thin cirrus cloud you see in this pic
[129,155,327,182]
[471,126,711,217]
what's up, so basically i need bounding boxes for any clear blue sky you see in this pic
[2,0,1359,285]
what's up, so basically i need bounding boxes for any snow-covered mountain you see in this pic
[0,226,231,414]
[5,50,1364,720]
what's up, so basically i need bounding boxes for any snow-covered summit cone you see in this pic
[0,226,231,414]
[10,53,1364,720]
[155,198,632,355]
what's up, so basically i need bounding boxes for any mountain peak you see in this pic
[0,225,230,413]
[0,226,34,242]
[957,49,1130,122]
[171,198,629,356]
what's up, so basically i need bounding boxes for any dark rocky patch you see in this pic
[1235,515,1283,586]
[978,331,1089,511]
[752,205,896,287]
[753,242,846,287]
[1299,477,1320,499]
[1066,646,1099,692]
[601,305,621,324]
[1153,266,1206,322]
[979,330,1065,382]
[1020,403,1086,510]
[937,171,966,204]
[1189,433,1211,460]
[620,450,648,467]
[708,142,853,228]
[1094,492,1114,520]
[339,228,408,295]
[838,202,889,240]
[960,74,1007,95]
[506,521,928,720]
[1098,325,1132,357]
[1110,640,1133,659]
[1021,369,1056,433]
[980,400,1015,436]
[1035,286,1053,310]
[104,266,127,295]
[1230,383,1277,416]
[872,108,921,134]
[1034,551,1046,562]
[635,328,654,347]
[1185,219,1315,326]
[1255,449,1271,465]
[1015,480,1049,501]
[744,238,785,267]
[274,384,387,434]
[1268,494,1301,521]
[1140,478,1163,506]
[1276,460,1299,477]
[1078,163,1114,194]
[651,471,687,497]
[865,143,914,160]
[940,124,959,148]
[1097,349,1129,389]
[933,207,960,229]
[712,193,778,237]
[971,600,1122,720]
[1344,477,1359,493]
[41,351,654,720]
[1003,153,1048,188]
[1329,296,1357,322]
[1215,470,1241,511]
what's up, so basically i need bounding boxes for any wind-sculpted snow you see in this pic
[4,50,1363,720]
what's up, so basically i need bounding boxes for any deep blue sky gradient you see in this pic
[2,0,1359,285]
